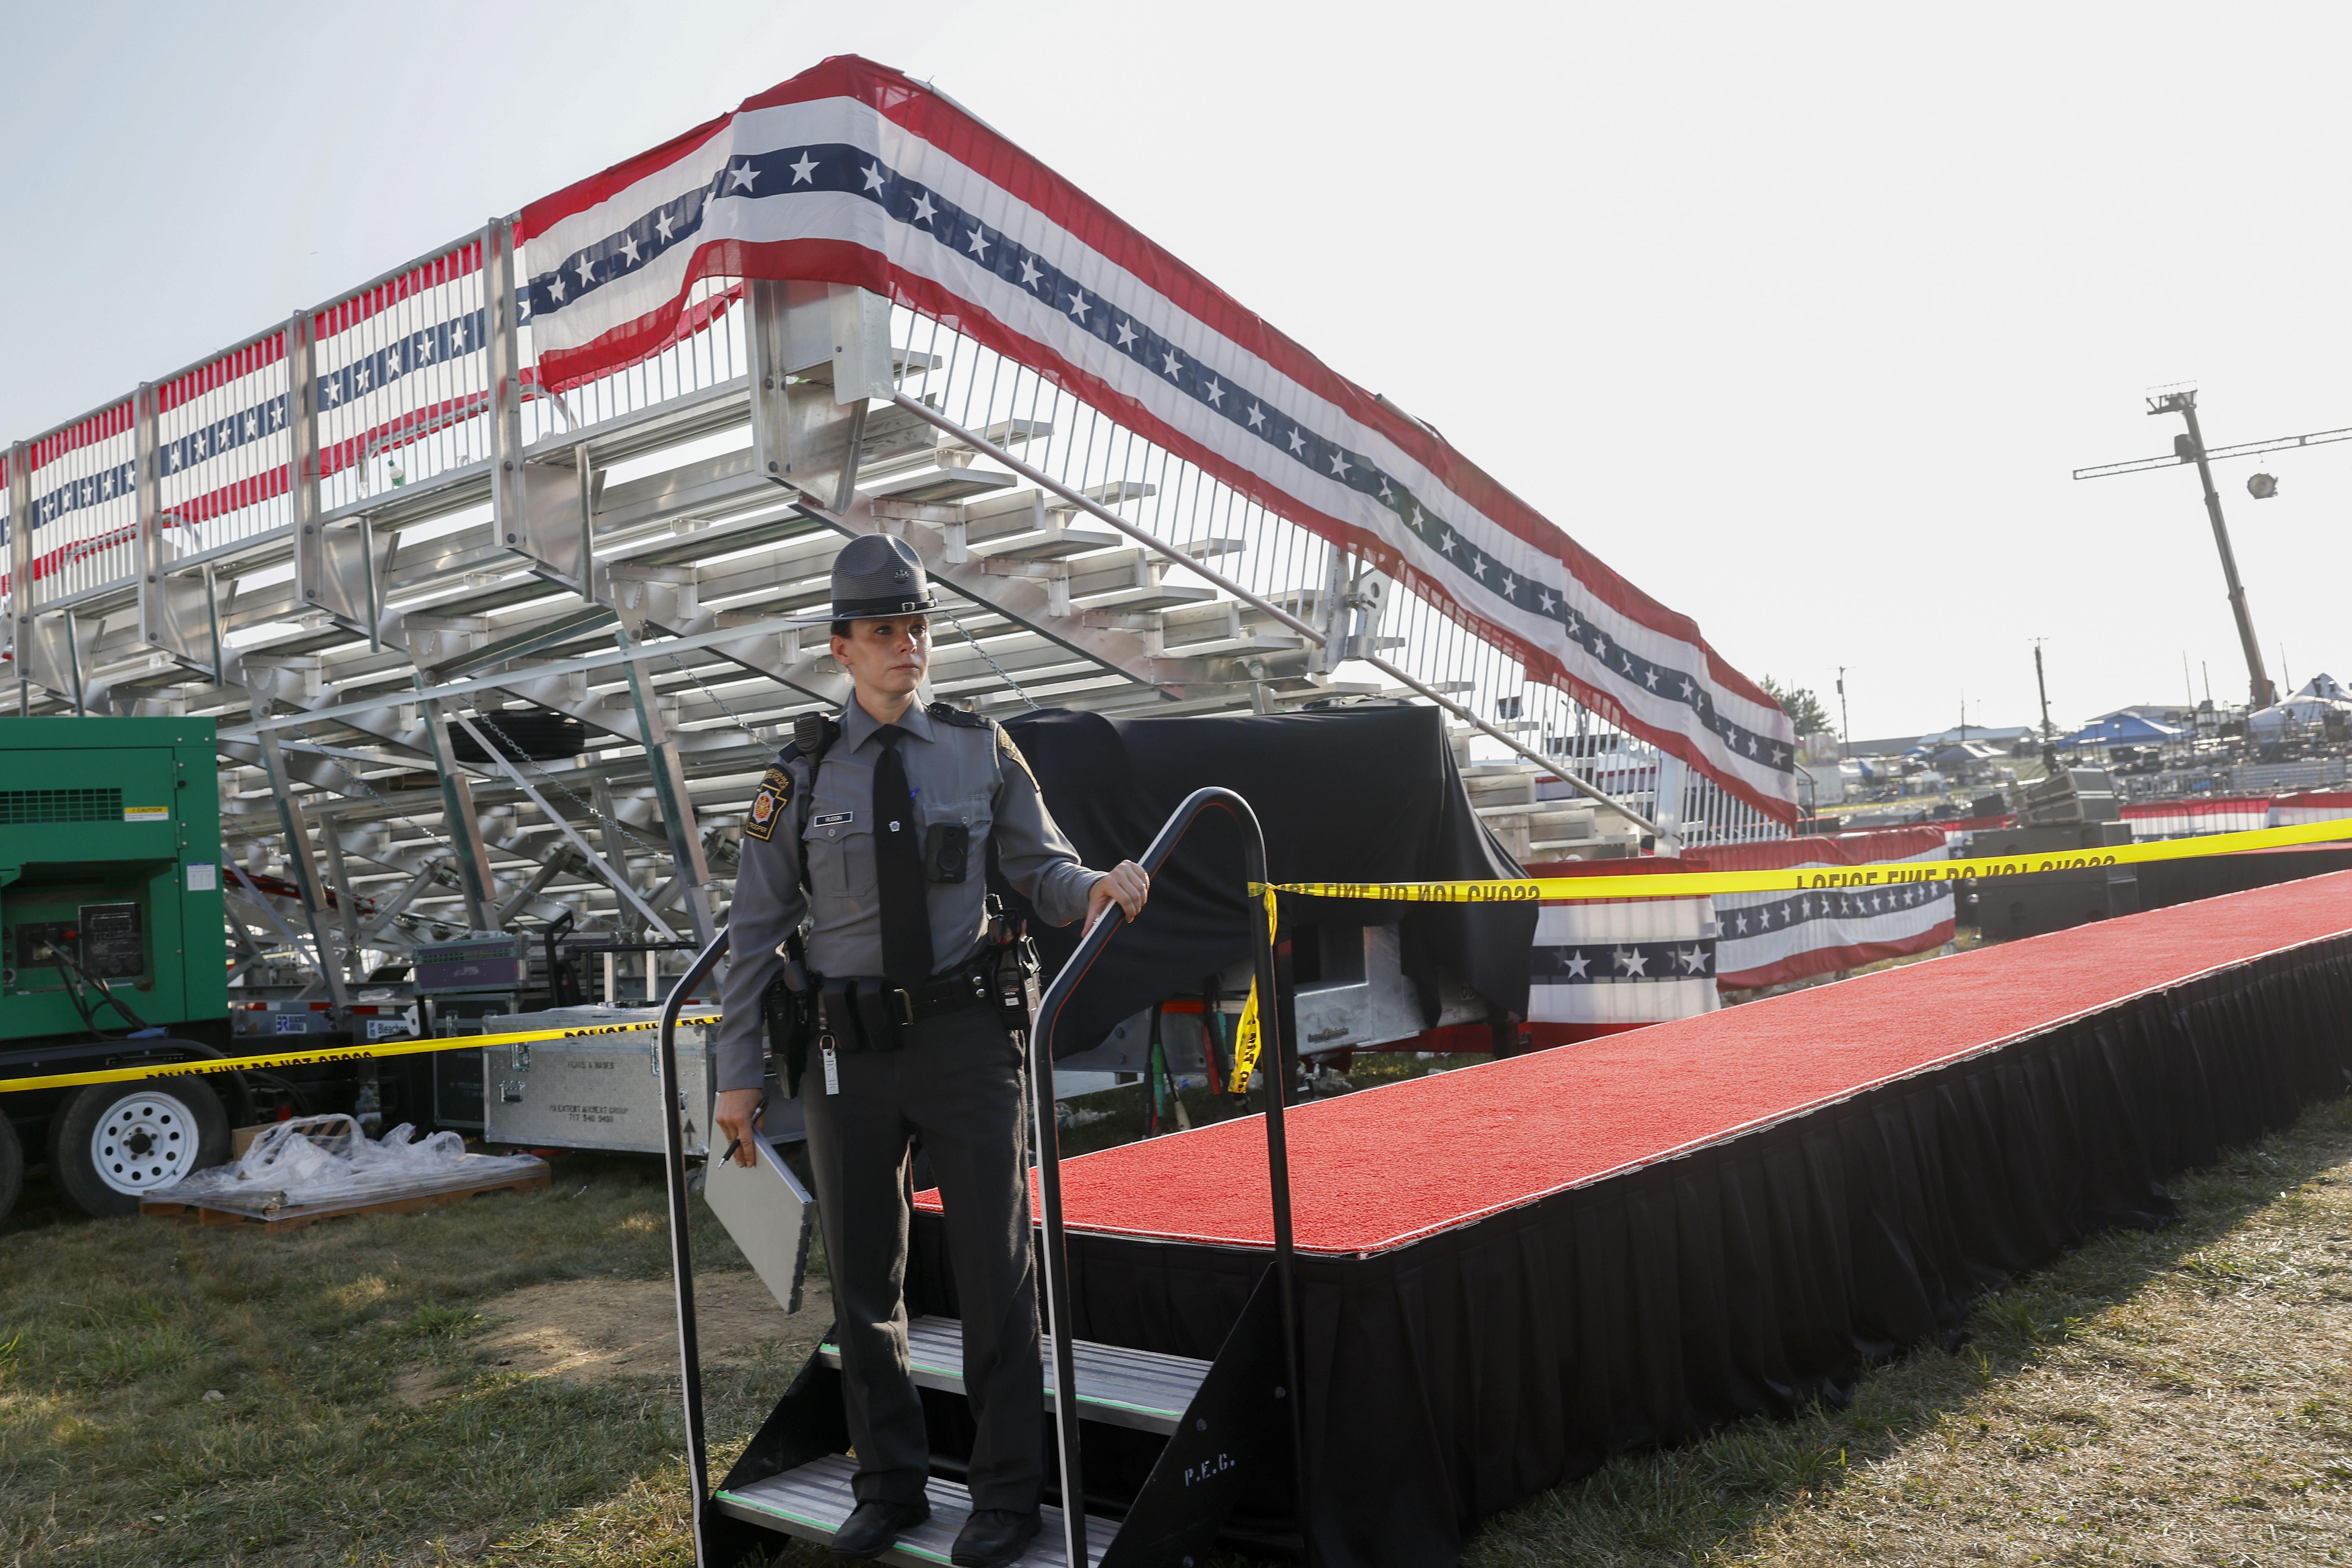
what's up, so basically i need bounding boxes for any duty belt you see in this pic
[816,960,994,1051]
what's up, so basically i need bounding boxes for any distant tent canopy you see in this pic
[2060,713,2181,748]
[1925,741,2006,771]
[2248,674,2352,740]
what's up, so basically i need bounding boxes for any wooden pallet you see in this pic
[141,1159,550,1231]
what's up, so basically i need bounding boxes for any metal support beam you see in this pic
[450,711,682,938]
[287,310,334,620]
[20,606,91,713]
[747,280,877,512]
[1649,752,1685,856]
[254,730,353,1011]
[616,625,718,945]
[5,441,28,682]
[132,383,173,657]
[486,216,586,589]
[576,445,599,605]
[227,866,319,964]
[415,680,501,932]
[359,861,439,942]
[496,853,570,924]
[318,826,369,981]
[591,773,643,937]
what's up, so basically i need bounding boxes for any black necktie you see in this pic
[872,725,933,986]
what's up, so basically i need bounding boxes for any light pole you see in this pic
[1836,666,1850,753]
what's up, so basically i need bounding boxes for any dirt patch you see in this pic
[395,1363,456,1407]
[397,1272,832,1401]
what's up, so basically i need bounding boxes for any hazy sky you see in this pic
[7,1,2349,739]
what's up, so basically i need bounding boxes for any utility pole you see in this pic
[2032,639,2055,743]
[1835,667,1850,752]
[2142,391,2278,710]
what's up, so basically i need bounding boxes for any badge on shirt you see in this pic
[999,728,1040,789]
[811,811,855,828]
[743,766,791,841]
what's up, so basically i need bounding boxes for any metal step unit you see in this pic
[719,1456,1106,1567]
[819,1316,1211,1436]
[713,1268,1294,1568]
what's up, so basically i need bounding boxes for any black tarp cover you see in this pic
[992,703,1535,1056]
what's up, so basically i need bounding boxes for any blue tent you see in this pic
[2060,712,2179,748]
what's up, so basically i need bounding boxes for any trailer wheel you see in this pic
[47,1078,229,1219]
[0,1115,22,1227]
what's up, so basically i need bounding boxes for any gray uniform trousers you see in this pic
[802,1002,1043,1513]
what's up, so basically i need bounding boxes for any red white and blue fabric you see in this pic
[2267,791,2352,829]
[2120,798,2272,840]
[518,56,1798,819]
[1526,895,1719,1027]
[1709,828,1953,990]
[9,256,488,596]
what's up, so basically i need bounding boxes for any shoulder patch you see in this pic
[743,764,792,841]
[997,725,1040,788]
[927,700,992,730]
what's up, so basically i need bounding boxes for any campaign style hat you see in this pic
[822,534,937,621]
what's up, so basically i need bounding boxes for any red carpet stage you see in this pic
[910,872,2352,1566]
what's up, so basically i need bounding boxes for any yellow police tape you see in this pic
[1247,815,2352,904]
[0,1015,723,1096]
[12,817,2350,1099]
[1225,884,1280,1096]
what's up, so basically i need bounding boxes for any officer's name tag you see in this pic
[811,811,855,828]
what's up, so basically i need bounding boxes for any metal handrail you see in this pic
[1027,785,1307,1568]
[888,392,1662,840]
[655,926,731,1566]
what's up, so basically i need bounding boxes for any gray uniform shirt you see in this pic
[713,696,1102,1091]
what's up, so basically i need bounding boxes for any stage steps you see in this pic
[713,1268,1294,1568]
[718,1456,1106,1567]
[818,1316,1210,1435]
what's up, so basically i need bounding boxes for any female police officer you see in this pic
[713,534,1148,1566]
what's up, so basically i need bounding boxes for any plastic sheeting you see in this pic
[169,1115,542,1210]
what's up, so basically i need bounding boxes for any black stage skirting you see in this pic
[2139,844,2352,909]
[909,931,2352,1566]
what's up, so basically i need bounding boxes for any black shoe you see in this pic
[831,1498,930,1560]
[950,1508,1041,1568]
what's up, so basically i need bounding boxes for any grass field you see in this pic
[4,1081,2348,1566]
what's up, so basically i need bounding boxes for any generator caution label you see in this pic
[123,805,169,823]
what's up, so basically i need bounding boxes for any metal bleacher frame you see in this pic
[2,217,1787,995]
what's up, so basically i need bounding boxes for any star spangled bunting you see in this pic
[1530,940,1717,982]
[517,57,1799,816]
[1720,879,1951,938]
[23,309,491,537]
[515,143,1794,782]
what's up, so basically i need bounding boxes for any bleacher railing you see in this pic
[5,223,1785,848]
[890,303,1785,846]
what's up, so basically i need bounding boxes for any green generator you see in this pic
[2,716,236,1221]
[2,716,227,1041]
